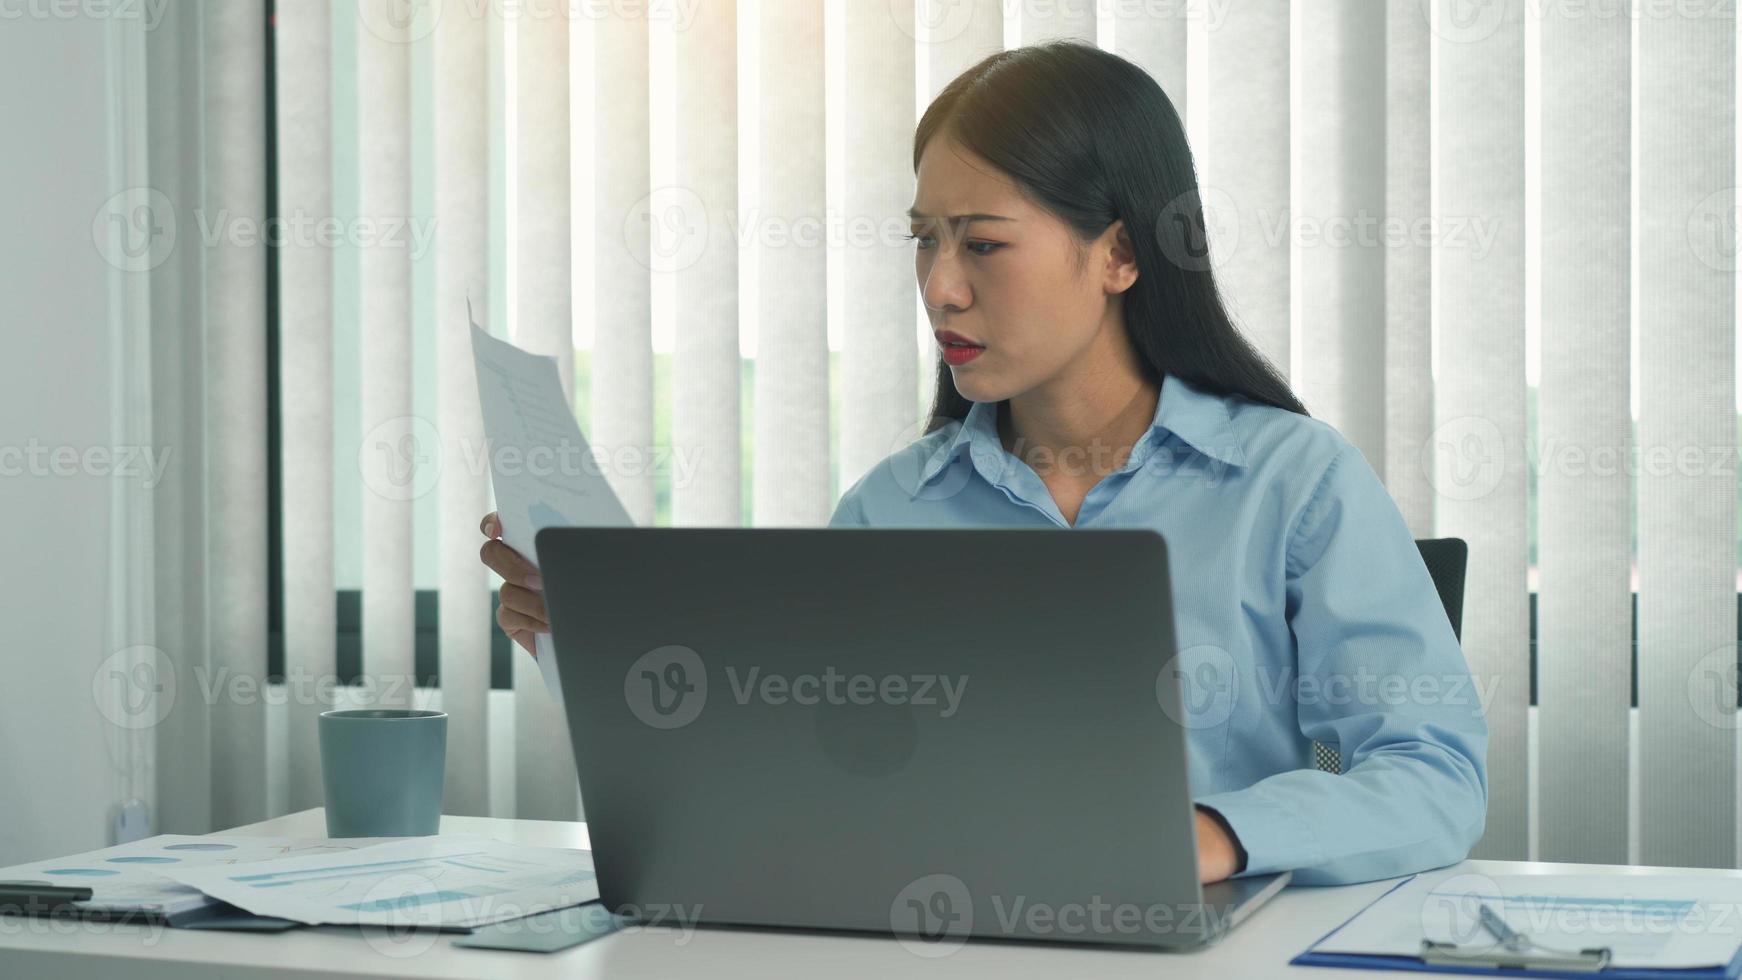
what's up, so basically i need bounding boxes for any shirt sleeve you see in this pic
[1194,444,1490,886]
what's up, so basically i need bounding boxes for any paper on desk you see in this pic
[0,835,395,919]
[157,834,599,928]
[469,306,633,709]
[1310,868,1742,969]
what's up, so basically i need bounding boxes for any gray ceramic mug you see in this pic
[317,709,447,837]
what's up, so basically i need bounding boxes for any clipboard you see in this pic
[1291,875,1742,980]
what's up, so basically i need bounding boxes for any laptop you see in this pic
[535,526,1290,949]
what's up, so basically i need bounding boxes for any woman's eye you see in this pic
[906,234,1000,256]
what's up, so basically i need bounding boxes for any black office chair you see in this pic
[1310,537,1468,774]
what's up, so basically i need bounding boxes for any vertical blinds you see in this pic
[356,0,417,722]
[433,0,492,818]
[1634,9,1736,869]
[275,0,336,815]
[1432,0,1530,861]
[1381,0,1434,534]
[1536,1,1632,865]
[670,0,742,527]
[753,0,830,527]
[204,0,268,832]
[510,5,580,821]
[234,1,1742,865]
[1203,1,1291,371]
[840,0,918,489]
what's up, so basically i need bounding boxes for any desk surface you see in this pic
[3,808,1738,979]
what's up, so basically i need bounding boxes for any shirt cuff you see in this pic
[1195,803,1248,875]
[1195,785,1320,878]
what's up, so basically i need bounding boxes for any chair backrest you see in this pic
[1414,537,1469,643]
[1312,537,1469,774]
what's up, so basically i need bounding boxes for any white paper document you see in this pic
[1311,868,1742,969]
[0,835,394,919]
[158,835,599,928]
[469,308,634,707]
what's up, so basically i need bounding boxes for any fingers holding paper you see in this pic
[480,510,548,656]
[497,583,548,644]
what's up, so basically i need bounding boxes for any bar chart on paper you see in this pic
[0,835,393,919]
[157,835,600,928]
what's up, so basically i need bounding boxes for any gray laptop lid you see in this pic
[536,527,1279,948]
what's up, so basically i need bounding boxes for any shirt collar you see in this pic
[912,373,1250,496]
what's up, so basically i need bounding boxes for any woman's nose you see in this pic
[920,253,970,313]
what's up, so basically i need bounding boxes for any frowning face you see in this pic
[909,135,1136,404]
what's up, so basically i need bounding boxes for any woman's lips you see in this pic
[935,330,985,366]
[941,343,984,366]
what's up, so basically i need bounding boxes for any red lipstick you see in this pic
[936,330,985,366]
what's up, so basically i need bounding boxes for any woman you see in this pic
[481,41,1487,888]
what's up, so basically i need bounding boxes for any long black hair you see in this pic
[916,41,1308,432]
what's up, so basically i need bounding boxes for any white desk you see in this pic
[2,809,1737,979]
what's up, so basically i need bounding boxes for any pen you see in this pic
[1477,901,1527,952]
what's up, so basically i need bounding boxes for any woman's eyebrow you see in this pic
[906,209,1016,223]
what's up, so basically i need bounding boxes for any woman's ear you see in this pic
[1102,219,1140,295]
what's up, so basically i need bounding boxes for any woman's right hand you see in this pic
[479,511,547,656]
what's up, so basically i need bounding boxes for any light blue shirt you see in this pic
[829,373,1489,886]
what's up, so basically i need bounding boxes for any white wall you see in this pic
[0,12,137,866]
